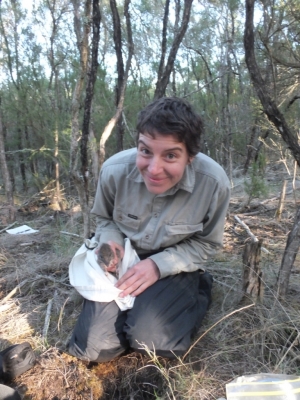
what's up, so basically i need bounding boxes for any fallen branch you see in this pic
[0,221,17,234]
[43,294,55,340]
[0,275,71,305]
[60,231,81,238]
[234,215,270,254]
[0,279,29,304]
[35,274,71,287]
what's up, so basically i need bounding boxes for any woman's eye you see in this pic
[167,153,176,159]
[140,148,150,155]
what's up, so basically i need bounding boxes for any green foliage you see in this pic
[244,158,268,205]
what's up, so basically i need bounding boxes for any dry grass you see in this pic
[0,166,300,399]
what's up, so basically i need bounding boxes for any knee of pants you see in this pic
[124,321,182,356]
[68,332,127,362]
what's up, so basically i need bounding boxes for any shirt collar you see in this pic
[127,161,195,195]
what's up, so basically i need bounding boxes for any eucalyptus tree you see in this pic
[244,0,300,297]
[99,0,134,153]
[0,0,29,191]
[154,0,194,99]
[244,0,300,166]
[36,0,74,210]
[69,0,102,237]
[0,99,14,220]
[178,0,252,177]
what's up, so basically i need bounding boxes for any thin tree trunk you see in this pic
[275,179,287,221]
[110,0,133,152]
[277,207,300,298]
[154,0,193,99]
[0,100,15,221]
[17,128,27,192]
[243,123,257,175]
[244,0,300,166]
[110,0,124,152]
[242,240,263,303]
[89,123,99,190]
[99,0,133,165]
[70,0,91,178]
[79,0,101,237]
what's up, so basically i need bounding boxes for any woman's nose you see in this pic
[148,157,162,174]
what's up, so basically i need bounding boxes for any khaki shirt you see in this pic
[91,148,230,278]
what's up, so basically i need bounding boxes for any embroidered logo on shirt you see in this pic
[128,214,138,220]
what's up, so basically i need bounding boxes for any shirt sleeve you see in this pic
[91,167,125,247]
[149,182,230,278]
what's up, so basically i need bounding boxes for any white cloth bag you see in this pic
[69,237,139,310]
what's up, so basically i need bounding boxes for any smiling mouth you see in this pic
[146,175,166,183]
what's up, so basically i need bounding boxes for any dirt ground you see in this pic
[1,165,300,399]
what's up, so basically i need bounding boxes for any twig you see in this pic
[0,303,15,313]
[0,279,29,304]
[35,274,71,287]
[293,161,298,206]
[43,290,57,340]
[234,215,270,254]
[182,303,255,360]
[60,231,81,238]
[274,330,300,372]
[275,179,287,221]
[0,221,17,234]
[0,275,70,306]
[57,297,69,332]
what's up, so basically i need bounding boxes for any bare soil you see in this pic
[1,166,300,399]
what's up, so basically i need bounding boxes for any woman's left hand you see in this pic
[115,258,160,297]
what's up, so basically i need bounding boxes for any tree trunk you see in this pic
[154,0,193,99]
[0,101,15,221]
[243,122,257,175]
[110,0,133,152]
[277,207,300,298]
[70,0,91,178]
[244,0,300,167]
[275,179,287,221]
[99,0,133,164]
[17,128,27,192]
[242,240,263,303]
[76,0,101,237]
[110,0,125,152]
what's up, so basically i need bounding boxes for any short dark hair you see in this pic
[136,97,203,157]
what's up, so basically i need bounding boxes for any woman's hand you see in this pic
[115,258,160,297]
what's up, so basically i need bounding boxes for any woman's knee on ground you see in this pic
[68,332,127,362]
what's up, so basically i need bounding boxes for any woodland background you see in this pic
[0,0,300,399]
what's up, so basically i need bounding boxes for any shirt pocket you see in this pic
[114,208,140,233]
[165,222,203,242]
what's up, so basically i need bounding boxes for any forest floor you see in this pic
[0,163,300,399]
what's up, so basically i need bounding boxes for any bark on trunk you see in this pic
[110,0,124,152]
[70,0,92,238]
[277,207,300,298]
[154,0,193,99]
[99,0,133,165]
[242,240,264,303]
[0,101,15,221]
[244,0,300,167]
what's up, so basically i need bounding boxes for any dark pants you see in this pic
[68,270,213,362]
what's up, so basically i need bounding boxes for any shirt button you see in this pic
[154,213,158,218]
[119,216,122,221]
[145,235,150,239]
